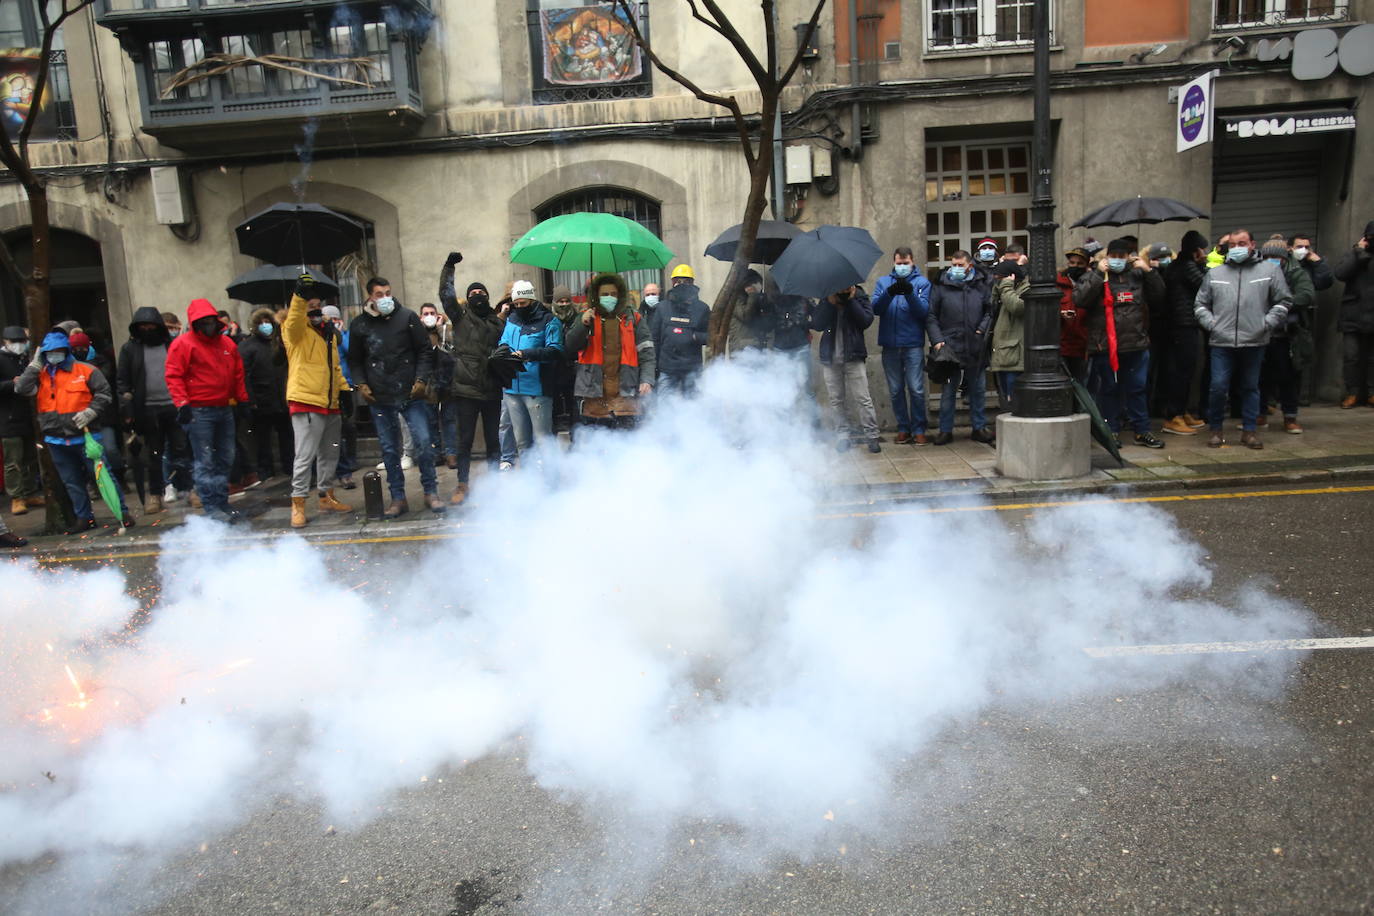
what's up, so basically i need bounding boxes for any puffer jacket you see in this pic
[282,294,349,411]
[16,333,113,442]
[651,282,710,378]
[1333,222,1374,334]
[238,316,289,414]
[1193,254,1292,348]
[498,304,564,397]
[1075,265,1166,355]
[810,289,874,365]
[989,276,1028,372]
[926,270,991,369]
[871,270,932,348]
[1166,257,1208,328]
[347,302,434,407]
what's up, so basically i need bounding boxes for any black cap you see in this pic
[466,282,488,297]
[2,325,26,340]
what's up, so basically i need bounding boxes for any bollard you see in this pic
[363,471,385,520]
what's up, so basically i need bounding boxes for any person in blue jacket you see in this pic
[871,245,933,445]
[498,280,564,468]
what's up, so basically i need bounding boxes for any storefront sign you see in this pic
[1256,23,1374,81]
[1176,70,1218,153]
[1221,109,1356,139]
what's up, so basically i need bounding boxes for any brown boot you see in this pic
[11,498,27,515]
[1162,416,1196,436]
[1240,430,1264,450]
[290,496,308,529]
[144,494,163,515]
[1341,395,1358,409]
[384,498,408,518]
[1207,430,1224,448]
[450,482,469,505]
[317,489,353,512]
[1183,413,1206,429]
[188,490,202,509]
[425,492,446,513]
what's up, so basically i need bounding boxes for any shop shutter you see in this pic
[1211,151,1320,246]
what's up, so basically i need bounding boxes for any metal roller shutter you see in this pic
[1211,151,1320,246]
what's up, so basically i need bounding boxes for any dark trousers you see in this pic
[2,434,40,498]
[1090,349,1151,435]
[1344,331,1374,400]
[187,406,236,513]
[336,391,359,478]
[135,405,192,493]
[427,399,460,460]
[246,409,293,478]
[1208,346,1265,432]
[1164,327,1205,419]
[1262,335,1301,418]
[453,396,501,484]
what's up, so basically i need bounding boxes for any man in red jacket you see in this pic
[165,299,249,523]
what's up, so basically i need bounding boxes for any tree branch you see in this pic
[18,0,98,161]
[683,0,732,44]
[778,0,828,89]
[763,0,778,87]
[698,0,770,87]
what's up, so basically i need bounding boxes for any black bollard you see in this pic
[363,471,384,520]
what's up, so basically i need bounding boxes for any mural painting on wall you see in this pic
[540,6,642,85]
[1,49,56,142]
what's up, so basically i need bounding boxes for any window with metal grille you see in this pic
[526,0,652,105]
[928,0,1042,51]
[534,188,663,300]
[148,38,209,100]
[923,139,1032,277]
[1214,0,1346,28]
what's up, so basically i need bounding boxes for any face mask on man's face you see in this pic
[598,295,618,312]
[1293,247,1310,259]
[893,263,913,278]
[1226,246,1250,264]
[374,296,395,316]
[257,322,274,337]
[977,249,996,263]
[4,341,27,355]
[421,314,438,328]
[1107,257,1128,273]
[947,266,967,282]
[46,350,67,365]
[642,295,659,307]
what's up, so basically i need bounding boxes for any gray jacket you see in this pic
[564,307,657,399]
[1193,256,1292,349]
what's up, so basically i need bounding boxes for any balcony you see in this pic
[96,0,432,151]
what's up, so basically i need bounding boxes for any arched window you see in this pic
[534,187,662,302]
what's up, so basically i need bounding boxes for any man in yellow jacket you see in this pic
[283,274,353,528]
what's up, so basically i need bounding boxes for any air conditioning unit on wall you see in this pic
[150,166,189,226]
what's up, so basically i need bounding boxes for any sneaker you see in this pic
[1134,432,1165,449]
[121,515,136,529]
[66,517,97,534]
[867,438,882,453]
[1255,414,1268,428]
[338,475,357,490]
[1183,413,1206,429]
[400,455,414,470]
[1162,416,1196,436]
[376,460,387,470]
[1284,418,1303,434]
[164,484,179,502]
[1207,430,1224,448]
[931,431,953,446]
[1240,430,1263,450]
[894,431,912,445]
[499,460,515,471]
[1341,395,1357,409]
[0,531,27,549]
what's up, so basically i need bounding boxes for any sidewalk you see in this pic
[3,405,1373,553]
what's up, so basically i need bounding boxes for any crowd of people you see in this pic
[1,220,1371,548]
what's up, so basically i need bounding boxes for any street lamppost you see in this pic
[1013,0,1073,419]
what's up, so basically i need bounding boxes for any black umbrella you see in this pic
[769,225,884,299]
[227,266,339,306]
[234,203,365,266]
[704,220,803,265]
[1070,196,1208,229]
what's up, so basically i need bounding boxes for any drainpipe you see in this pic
[848,0,863,161]
[772,3,786,219]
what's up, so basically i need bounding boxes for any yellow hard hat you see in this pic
[670,264,695,281]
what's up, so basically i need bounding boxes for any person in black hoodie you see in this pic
[1,325,42,517]
[1334,220,1374,408]
[439,255,508,504]
[237,308,293,482]
[810,282,880,453]
[116,306,191,512]
[651,265,711,394]
[1161,230,1211,436]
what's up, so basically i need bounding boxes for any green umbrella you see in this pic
[84,430,125,526]
[1061,364,1123,466]
[509,212,673,274]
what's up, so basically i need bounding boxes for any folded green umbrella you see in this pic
[509,212,674,274]
[84,430,125,525]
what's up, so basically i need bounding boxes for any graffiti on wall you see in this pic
[539,6,642,86]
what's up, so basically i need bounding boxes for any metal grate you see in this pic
[48,49,78,140]
[1214,0,1346,27]
[526,1,652,105]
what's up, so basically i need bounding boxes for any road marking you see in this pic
[1085,637,1374,658]
[819,484,1374,520]
[20,483,1374,565]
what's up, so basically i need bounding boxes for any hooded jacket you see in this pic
[116,305,174,422]
[989,276,1029,372]
[165,299,249,408]
[1075,264,1166,355]
[926,269,992,369]
[440,272,507,402]
[283,295,350,411]
[872,269,933,349]
[1333,221,1374,334]
[810,288,874,365]
[651,281,710,377]
[1193,253,1292,348]
[237,309,289,414]
[565,273,656,399]
[16,331,112,442]
[498,303,564,397]
[0,329,35,437]
[346,299,435,407]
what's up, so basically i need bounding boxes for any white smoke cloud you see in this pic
[0,354,1313,911]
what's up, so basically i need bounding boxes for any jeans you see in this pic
[820,359,879,441]
[1262,335,1301,418]
[938,366,987,434]
[186,405,236,513]
[1090,349,1151,435]
[2,434,40,499]
[335,391,358,478]
[1344,331,1374,400]
[1208,346,1265,432]
[371,400,436,499]
[50,440,127,523]
[881,347,926,435]
[657,372,699,397]
[996,371,1020,413]
[454,397,502,484]
[97,426,125,480]
[290,411,342,497]
[426,400,460,461]
[500,394,554,463]
[135,404,192,494]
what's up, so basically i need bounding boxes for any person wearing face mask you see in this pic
[1074,240,1167,448]
[811,282,879,453]
[347,276,440,516]
[236,308,292,486]
[164,299,250,523]
[67,331,127,487]
[496,279,564,467]
[418,302,460,471]
[973,238,1000,279]
[547,284,580,432]
[1256,237,1316,434]
[927,251,993,446]
[162,311,182,340]
[1141,243,1176,420]
[726,270,771,354]
[1287,235,1334,294]
[16,331,131,532]
[649,263,711,395]
[1334,221,1374,409]
[637,282,661,323]
[872,247,932,444]
[0,326,42,518]
[117,307,192,512]
[281,275,353,528]
[1161,231,1211,436]
[1057,249,1090,384]
[564,272,656,427]
[1193,228,1292,449]
[438,258,509,503]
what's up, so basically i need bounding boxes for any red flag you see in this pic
[1102,272,1119,373]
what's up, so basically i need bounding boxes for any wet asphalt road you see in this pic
[5,485,1373,915]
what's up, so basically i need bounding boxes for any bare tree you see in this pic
[607,0,825,355]
[0,0,99,532]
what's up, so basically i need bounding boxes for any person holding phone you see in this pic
[1058,247,1090,384]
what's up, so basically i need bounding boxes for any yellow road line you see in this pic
[24,484,1374,565]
